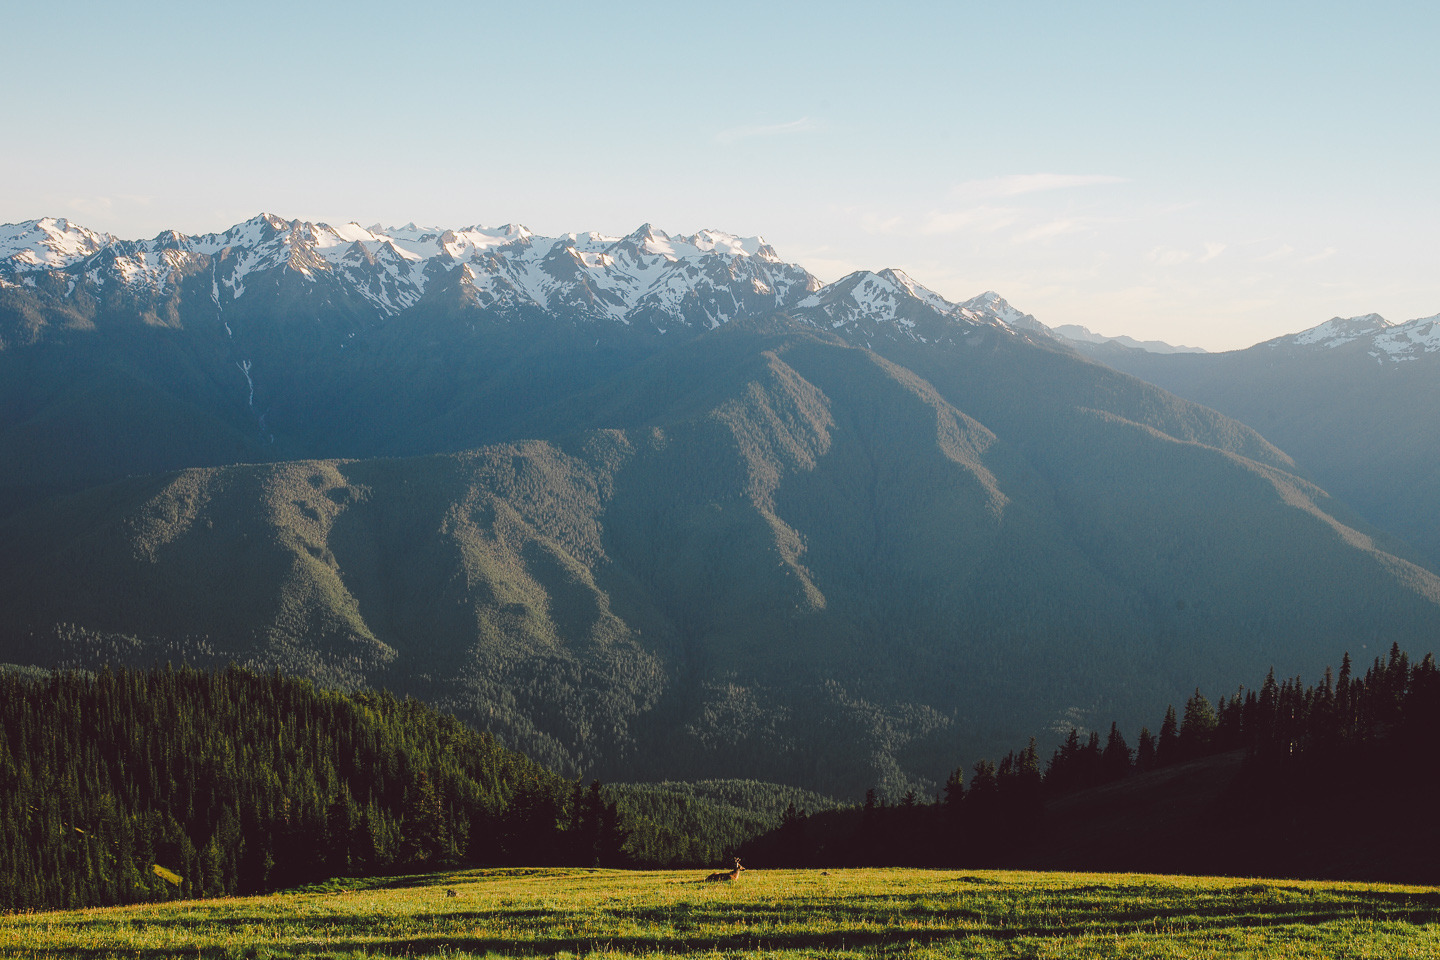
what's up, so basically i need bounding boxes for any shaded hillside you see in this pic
[0,217,813,516]
[741,644,1440,884]
[5,318,1440,799]
[1075,332,1440,566]
[0,287,660,515]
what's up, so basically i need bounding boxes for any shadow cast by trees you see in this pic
[34,882,1440,960]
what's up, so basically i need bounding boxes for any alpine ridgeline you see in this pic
[3,215,1438,799]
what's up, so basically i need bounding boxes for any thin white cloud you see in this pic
[862,214,904,235]
[1148,246,1191,266]
[1303,246,1338,262]
[65,196,114,216]
[1011,217,1087,244]
[1255,244,1295,263]
[948,173,1127,201]
[714,117,819,145]
[1148,242,1226,267]
[1198,242,1227,263]
[920,174,1123,240]
[919,205,1019,236]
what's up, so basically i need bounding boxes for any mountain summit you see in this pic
[1272,311,1440,361]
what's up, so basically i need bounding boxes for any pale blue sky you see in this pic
[4,1,1437,349]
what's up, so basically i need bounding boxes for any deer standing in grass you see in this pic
[705,858,745,882]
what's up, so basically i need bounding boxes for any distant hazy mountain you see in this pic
[2,215,1437,798]
[1053,324,1207,355]
[1077,311,1440,565]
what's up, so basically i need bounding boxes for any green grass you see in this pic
[2,867,1436,959]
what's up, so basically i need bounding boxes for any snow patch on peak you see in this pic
[687,229,768,259]
[326,222,386,245]
[877,268,953,314]
[1372,313,1440,359]
[799,270,925,330]
[1290,313,1392,348]
[0,217,114,269]
[0,213,819,327]
[958,291,1028,326]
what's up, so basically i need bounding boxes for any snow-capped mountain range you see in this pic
[0,214,821,329]
[1266,312,1440,361]
[0,215,1042,344]
[6,215,1437,361]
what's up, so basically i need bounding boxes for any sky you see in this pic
[3,0,1438,350]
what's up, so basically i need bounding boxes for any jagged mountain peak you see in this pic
[788,269,1064,346]
[957,290,1028,324]
[1252,311,1440,361]
[1296,312,1440,361]
[604,223,668,260]
[955,290,1055,339]
[1281,313,1392,348]
[874,268,955,313]
[793,269,972,341]
[0,214,823,331]
[0,217,115,269]
[247,212,293,234]
[0,214,1053,347]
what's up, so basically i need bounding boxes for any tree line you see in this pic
[0,665,627,911]
[745,644,1440,880]
[6,645,1434,910]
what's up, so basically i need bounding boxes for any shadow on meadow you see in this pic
[27,884,1440,960]
[284,866,581,894]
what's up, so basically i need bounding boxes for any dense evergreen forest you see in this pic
[0,666,635,911]
[4,647,1436,912]
[744,644,1440,883]
[615,780,841,868]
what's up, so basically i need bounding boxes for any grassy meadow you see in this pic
[2,867,1437,959]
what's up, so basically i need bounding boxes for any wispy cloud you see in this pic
[1255,244,1295,263]
[862,214,904,235]
[1303,246,1338,262]
[948,173,1127,202]
[65,196,114,216]
[714,117,819,145]
[1148,241,1226,267]
[1011,217,1088,244]
[917,174,1125,240]
[65,194,153,214]
[919,206,1018,236]
[1148,246,1191,266]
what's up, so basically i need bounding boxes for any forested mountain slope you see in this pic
[5,318,1438,797]
[3,217,1439,798]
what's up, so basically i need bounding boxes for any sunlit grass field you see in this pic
[2,867,1437,959]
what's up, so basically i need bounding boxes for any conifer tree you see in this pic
[1180,689,1217,759]
[1157,706,1179,765]
[1135,727,1156,771]
[942,768,964,811]
[1101,722,1131,780]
